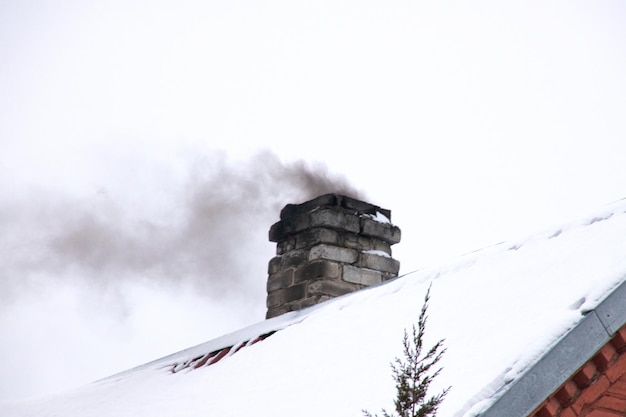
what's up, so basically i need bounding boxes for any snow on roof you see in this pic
[3,199,626,417]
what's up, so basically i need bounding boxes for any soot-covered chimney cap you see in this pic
[279,194,391,221]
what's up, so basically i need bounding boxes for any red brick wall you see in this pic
[532,325,626,417]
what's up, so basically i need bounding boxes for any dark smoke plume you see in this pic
[0,151,364,303]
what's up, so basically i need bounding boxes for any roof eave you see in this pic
[479,276,626,417]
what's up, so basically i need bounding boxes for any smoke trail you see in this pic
[0,150,364,302]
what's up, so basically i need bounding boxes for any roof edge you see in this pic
[479,276,626,417]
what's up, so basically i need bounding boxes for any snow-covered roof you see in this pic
[3,199,626,417]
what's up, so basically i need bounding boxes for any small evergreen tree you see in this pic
[363,285,450,417]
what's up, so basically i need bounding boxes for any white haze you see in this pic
[1,0,626,401]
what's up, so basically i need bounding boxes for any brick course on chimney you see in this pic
[266,194,401,319]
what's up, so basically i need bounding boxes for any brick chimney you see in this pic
[266,194,401,319]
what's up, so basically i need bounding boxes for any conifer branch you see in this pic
[363,284,450,417]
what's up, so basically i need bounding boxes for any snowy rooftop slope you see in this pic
[3,199,626,417]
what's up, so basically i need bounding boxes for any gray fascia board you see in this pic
[595,279,626,335]
[479,277,626,417]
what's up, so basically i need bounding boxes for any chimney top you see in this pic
[278,193,391,223]
[266,194,401,318]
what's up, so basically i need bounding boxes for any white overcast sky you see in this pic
[1,0,626,403]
